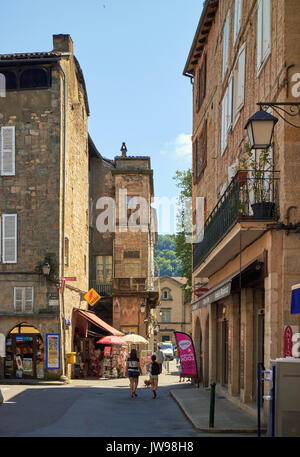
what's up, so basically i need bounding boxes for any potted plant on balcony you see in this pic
[244,143,275,219]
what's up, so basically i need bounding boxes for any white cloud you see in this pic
[160,133,192,161]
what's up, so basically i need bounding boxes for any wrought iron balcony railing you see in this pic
[193,170,280,271]
[89,281,112,296]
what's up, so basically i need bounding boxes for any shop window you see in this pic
[0,70,17,90]
[96,255,112,283]
[20,68,49,89]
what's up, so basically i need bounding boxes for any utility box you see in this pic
[66,352,76,364]
[270,358,300,437]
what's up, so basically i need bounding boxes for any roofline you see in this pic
[183,0,218,77]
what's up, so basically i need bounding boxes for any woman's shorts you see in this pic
[128,371,139,378]
[150,375,158,381]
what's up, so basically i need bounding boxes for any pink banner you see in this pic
[174,332,198,377]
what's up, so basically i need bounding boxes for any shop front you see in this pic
[72,309,127,379]
[5,323,44,380]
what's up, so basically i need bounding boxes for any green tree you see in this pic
[173,168,192,300]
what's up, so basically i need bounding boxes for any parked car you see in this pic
[160,342,174,360]
[0,388,3,407]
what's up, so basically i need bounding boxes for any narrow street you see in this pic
[0,362,201,437]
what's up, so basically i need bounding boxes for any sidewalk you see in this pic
[170,384,262,434]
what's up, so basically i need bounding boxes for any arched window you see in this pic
[162,289,171,300]
[0,70,17,90]
[20,68,49,89]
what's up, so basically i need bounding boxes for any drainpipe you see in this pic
[57,60,67,380]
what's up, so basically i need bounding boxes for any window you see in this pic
[196,54,207,112]
[20,68,49,89]
[162,289,169,300]
[232,45,246,123]
[233,0,243,44]
[14,287,34,313]
[96,255,113,283]
[222,12,230,80]
[64,237,69,266]
[220,78,233,155]
[1,214,17,263]
[161,309,171,323]
[257,0,271,72]
[1,126,15,176]
[126,195,139,214]
[0,71,17,90]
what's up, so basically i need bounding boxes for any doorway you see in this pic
[5,323,44,379]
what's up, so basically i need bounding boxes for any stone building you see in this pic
[154,276,191,345]
[0,34,91,379]
[184,0,300,418]
[0,34,158,380]
[89,140,158,343]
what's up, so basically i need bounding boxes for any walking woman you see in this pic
[126,348,141,398]
[149,354,160,399]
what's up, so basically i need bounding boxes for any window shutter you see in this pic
[257,0,263,69]
[262,0,271,60]
[25,287,34,312]
[222,14,230,80]
[221,95,226,155]
[237,47,246,109]
[227,77,233,132]
[2,214,17,263]
[234,0,243,43]
[14,288,23,312]
[1,126,15,176]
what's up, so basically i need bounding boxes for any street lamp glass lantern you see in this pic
[42,261,51,276]
[245,109,278,150]
[140,303,146,313]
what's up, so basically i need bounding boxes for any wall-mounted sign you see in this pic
[192,282,231,311]
[49,300,59,307]
[46,334,60,370]
[0,333,5,357]
[284,325,293,357]
[84,288,101,306]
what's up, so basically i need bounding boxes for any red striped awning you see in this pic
[74,309,123,336]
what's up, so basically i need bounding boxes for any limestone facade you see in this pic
[153,276,191,345]
[185,0,300,418]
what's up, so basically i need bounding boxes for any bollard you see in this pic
[209,382,216,428]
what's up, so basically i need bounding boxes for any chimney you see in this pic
[53,34,74,54]
[120,142,127,157]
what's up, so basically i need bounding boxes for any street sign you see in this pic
[84,288,101,306]
[62,277,77,281]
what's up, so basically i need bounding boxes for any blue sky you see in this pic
[0,0,203,232]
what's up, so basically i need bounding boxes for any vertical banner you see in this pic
[46,334,60,370]
[174,332,198,378]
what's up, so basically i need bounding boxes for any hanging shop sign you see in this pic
[46,334,60,370]
[284,325,293,358]
[84,288,101,306]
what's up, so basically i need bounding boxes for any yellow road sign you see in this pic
[84,288,101,306]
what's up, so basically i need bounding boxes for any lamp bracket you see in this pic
[258,102,300,128]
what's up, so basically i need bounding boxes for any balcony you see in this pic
[193,170,279,275]
[89,281,112,297]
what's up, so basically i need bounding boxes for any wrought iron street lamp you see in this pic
[42,260,51,276]
[245,108,278,150]
[245,102,300,150]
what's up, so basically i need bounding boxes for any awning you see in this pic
[74,309,123,336]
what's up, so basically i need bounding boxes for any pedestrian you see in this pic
[126,348,141,398]
[156,345,164,374]
[149,354,160,399]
